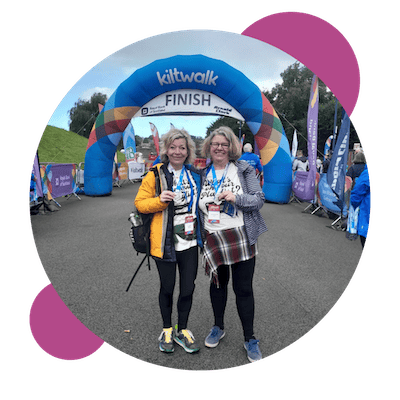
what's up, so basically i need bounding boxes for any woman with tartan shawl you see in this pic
[198,126,267,363]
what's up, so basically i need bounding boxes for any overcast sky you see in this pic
[48,30,298,139]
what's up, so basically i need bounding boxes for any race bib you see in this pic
[208,204,220,223]
[184,215,194,235]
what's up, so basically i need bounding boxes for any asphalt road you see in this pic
[30,181,362,370]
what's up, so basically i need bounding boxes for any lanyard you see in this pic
[209,163,230,197]
[171,166,194,213]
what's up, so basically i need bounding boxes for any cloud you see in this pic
[105,30,298,84]
[257,78,282,92]
[80,87,115,101]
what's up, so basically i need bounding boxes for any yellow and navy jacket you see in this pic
[134,163,203,262]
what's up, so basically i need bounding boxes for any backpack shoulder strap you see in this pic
[149,165,162,196]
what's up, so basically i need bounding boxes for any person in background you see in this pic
[135,152,144,163]
[347,151,366,184]
[323,152,331,173]
[292,150,309,172]
[239,143,263,176]
[198,126,267,363]
[316,157,323,174]
[350,165,370,248]
[135,128,202,354]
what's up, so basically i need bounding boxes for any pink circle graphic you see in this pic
[242,12,360,116]
[30,284,104,360]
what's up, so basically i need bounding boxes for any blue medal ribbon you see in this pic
[172,166,194,213]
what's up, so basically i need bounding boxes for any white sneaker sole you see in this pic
[243,342,262,362]
[205,331,225,348]
[173,337,200,353]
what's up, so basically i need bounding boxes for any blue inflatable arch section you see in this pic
[84,54,292,203]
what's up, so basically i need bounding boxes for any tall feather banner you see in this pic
[292,75,319,201]
[149,122,160,155]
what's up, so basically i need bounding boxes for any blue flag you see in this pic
[123,122,136,161]
[326,111,350,211]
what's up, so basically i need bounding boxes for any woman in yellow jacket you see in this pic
[135,128,203,354]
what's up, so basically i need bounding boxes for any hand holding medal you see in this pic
[160,190,175,203]
[218,190,236,203]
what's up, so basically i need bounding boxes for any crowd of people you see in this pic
[291,148,370,248]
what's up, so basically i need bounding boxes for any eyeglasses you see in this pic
[210,142,229,149]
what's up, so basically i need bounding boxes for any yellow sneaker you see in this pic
[158,327,174,353]
[174,328,200,353]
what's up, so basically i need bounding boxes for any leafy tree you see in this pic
[264,62,359,155]
[206,117,254,146]
[68,92,107,137]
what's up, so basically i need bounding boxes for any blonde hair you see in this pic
[159,128,196,165]
[201,126,242,161]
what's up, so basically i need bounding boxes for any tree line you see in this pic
[206,62,359,156]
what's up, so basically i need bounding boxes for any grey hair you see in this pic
[353,151,366,164]
[201,126,242,161]
[159,128,196,165]
[243,143,252,153]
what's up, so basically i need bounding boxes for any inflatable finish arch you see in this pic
[84,54,292,203]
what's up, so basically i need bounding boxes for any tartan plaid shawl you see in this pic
[203,226,256,285]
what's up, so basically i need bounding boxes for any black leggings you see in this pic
[210,257,256,341]
[155,246,198,332]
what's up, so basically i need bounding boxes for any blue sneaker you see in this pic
[205,326,225,348]
[244,339,262,362]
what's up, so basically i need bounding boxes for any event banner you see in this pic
[305,75,319,196]
[128,162,145,180]
[292,75,319,201]
[291,129,298,161]
[326,111,350,211]
[318,173,351,216]
[292,171,310,199]
[149,122,160,155]
[318,173,343,214]
[324,135,333,160]
[40,164,78,199]
[116,162,129,180]
[32,152,43,198]
[137,89,245,122]
[123,122,136,162]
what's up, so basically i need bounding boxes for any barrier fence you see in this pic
[31,160,355,232]
[30,159,179,204]
[30,163,79,210]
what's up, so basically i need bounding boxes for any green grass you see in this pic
[38,125,126,165]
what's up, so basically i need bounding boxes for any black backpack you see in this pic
[128,205,152,255]
[126,206,152,292]
[126,166,161,292]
